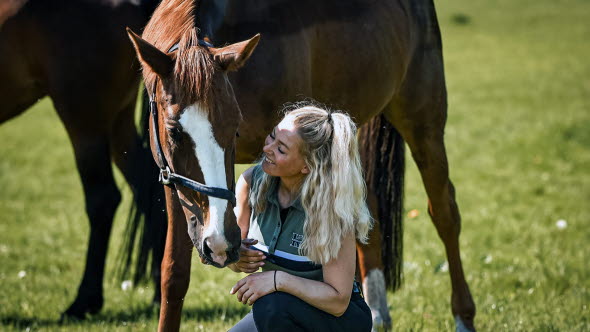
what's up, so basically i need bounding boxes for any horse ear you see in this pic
[210,34,260,72]
[126,27,173,77]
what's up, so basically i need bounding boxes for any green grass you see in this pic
[1,0,589,330]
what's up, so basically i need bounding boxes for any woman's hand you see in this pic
[230,271,276,305]
[234,238,266,273]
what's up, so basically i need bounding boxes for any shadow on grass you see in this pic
[451,13,471,25]
[1,304,250,328]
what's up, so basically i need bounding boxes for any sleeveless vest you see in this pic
[247,166,323,281]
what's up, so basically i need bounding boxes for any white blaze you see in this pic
[178,104,229,265]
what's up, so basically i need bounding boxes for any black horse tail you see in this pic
[358,114,405,291]
[117,87,167,288]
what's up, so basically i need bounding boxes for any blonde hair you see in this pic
[250,103,372,264]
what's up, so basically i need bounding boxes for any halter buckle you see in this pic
[159,166,172,185]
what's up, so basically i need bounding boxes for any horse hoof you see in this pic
[60,295,104,322]
[371,313,392,332]
[455,316,476,332]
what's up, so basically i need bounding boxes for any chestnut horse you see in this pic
[129,0,476,331]
[0,0,165,319]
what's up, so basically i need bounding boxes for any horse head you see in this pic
[127,28,259,268]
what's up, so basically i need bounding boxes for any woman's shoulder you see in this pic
[239,164,266,189]
[241,166,255,186]
[244,164,266,186]
[242,164,265,185]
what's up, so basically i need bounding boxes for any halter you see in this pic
[147,41,236,206]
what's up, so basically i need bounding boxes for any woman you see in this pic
[228,104,373,331]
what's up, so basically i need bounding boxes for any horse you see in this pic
[128,0,477,330]
[0,0,166,319]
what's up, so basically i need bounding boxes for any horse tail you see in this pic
[117,87,167,286]
[358,114,405,291]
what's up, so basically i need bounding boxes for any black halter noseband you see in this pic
[147,41,236,206]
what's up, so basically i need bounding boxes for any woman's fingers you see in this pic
[241,290,254,304]
[247,293,260,306]
[236,266,260,273]
[241,238,258,246]
[230,278,246,294]
[236,260,264,270]
[236,284,249,302]
[238,265,259,273]
[239,247,266,261]
[238,254,266,264]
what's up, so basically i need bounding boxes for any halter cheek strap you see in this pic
[149,71,236,206]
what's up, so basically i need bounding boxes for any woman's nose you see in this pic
[262,142,272,154]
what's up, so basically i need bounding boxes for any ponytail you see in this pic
[290,104,372,264]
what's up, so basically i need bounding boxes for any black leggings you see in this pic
[230,292,372,332]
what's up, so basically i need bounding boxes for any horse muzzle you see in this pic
[200,236,239,267]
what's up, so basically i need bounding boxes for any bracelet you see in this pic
[273,270,277,292]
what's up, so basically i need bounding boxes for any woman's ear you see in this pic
[301,165,310,174]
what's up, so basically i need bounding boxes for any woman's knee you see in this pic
[252,292,298,331]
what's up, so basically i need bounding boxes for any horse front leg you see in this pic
[158,187,193,332]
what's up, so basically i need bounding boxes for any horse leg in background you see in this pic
[387,54,476,331]
[356,207,391,332]
[51,99,122,319]
[109,98,166,305]
[158,186,193,332]
[357,115,406,332]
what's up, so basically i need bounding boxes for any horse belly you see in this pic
[0,8,48,121]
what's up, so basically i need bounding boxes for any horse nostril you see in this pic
[203,237,228,265]
[203,240,213,260]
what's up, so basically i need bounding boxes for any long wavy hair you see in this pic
[250,103,372,264]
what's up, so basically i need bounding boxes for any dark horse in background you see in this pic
[0,0,166,319]
[129,0,477,331]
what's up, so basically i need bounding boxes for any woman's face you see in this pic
[261,116,309,178]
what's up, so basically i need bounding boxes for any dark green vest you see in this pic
[247,166,323,281]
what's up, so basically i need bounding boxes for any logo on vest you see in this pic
[290,233,304,248]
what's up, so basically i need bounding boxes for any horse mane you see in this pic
[142,0,213,106]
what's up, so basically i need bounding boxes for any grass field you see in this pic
[1,0,589,331]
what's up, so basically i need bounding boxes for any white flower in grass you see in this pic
[435,261,448,273]
[121,280,133,291]
[483,255,493,264]
[556,219,567,230]
[18,270,26,279]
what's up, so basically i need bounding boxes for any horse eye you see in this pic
[236,131,240,138]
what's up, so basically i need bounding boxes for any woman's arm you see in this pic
[228,166,267,273]
[234,166,254,238]
[231,232,356,317]
[276,232,356,316]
